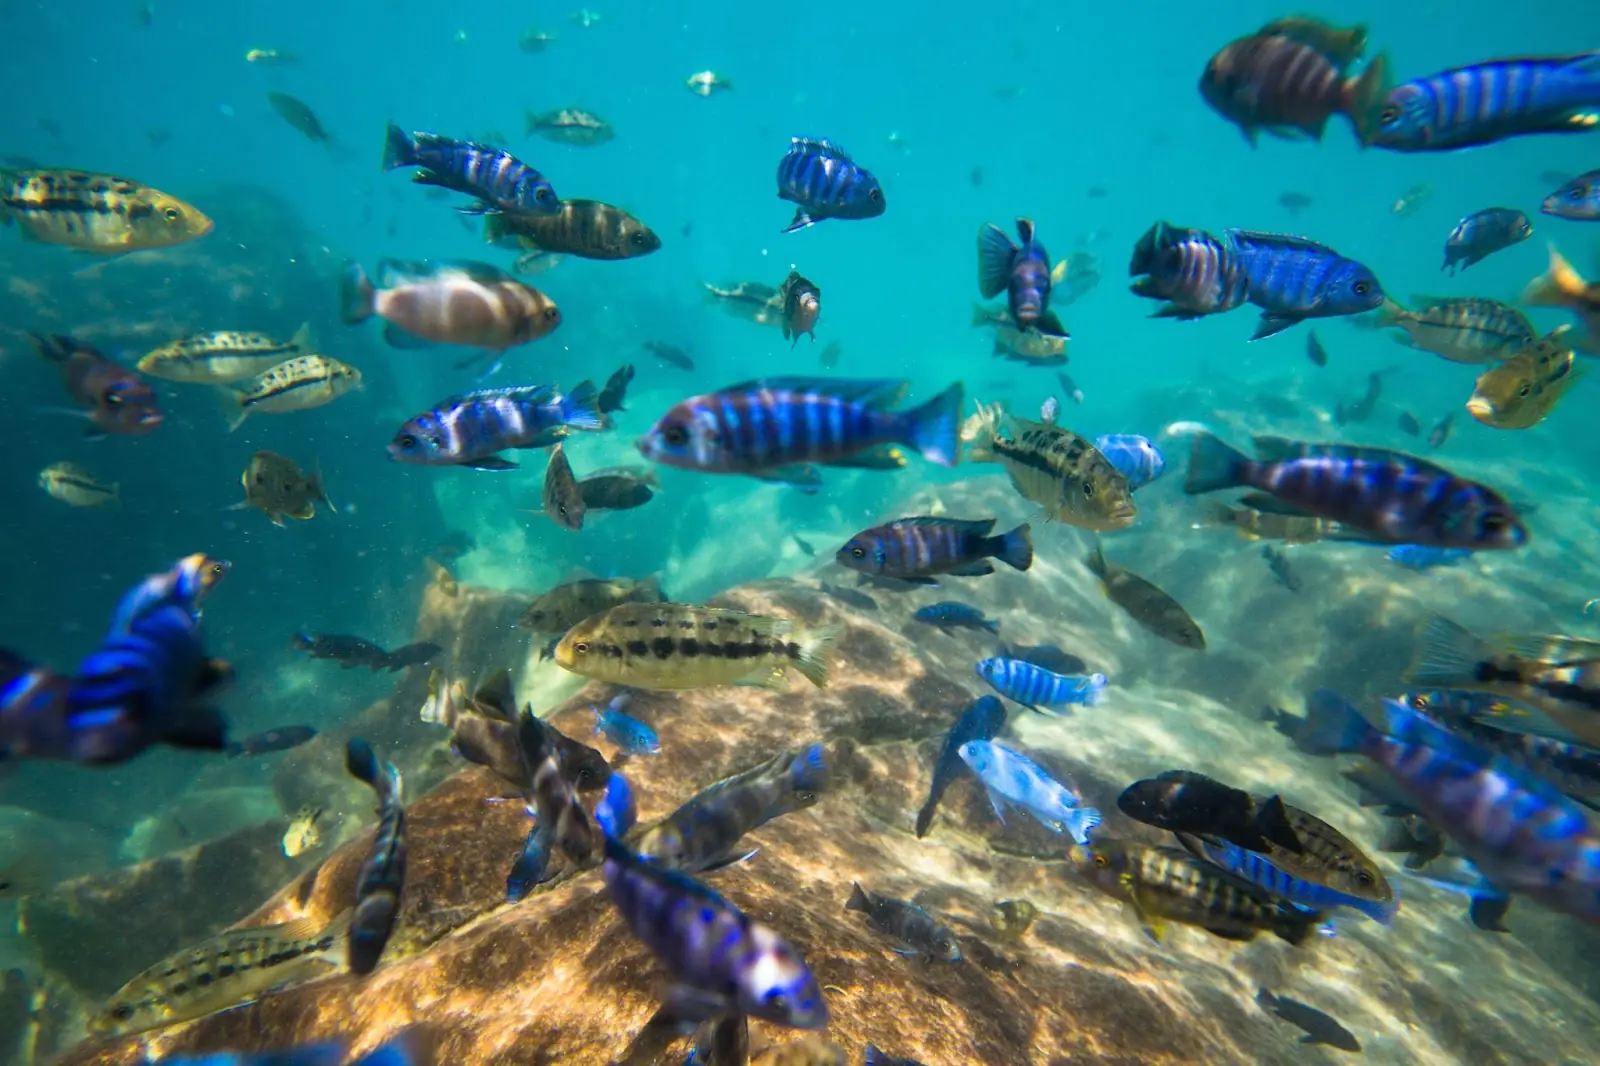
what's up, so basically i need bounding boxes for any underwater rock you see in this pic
[117,786,284,864]
[0,806,111,900]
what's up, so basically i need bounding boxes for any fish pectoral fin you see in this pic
[1250,313,1303,342]
[781,209,816,234]
[466,457,519,471]
[699,849,759,873]
[1124,884,1167,944]
[733,665,790,690]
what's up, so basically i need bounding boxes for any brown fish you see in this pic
[32,333,162,438]
[1084,543,1204,649]
[542,443,585,531]
[520,575,664,633]
[779,269,821,346]
[578,466,658,511]
[1467,327,1580,430]
[1199,21,1386,146]
[266,91,330,143]
[485,199,660,261]
[234,451,333,527]
[1,169,211,252]
[341,259,560,352]
[524,108,614,145]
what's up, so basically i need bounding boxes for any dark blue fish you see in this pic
[345,737,407,976]
[597,363,634,417]
[1543,169,1600,221]
[225,724,317,758]
[845,882,961,961]
[388,382,603,470]
[915,695,1006,838]
[1443,208,1533,274]
[1367,53,1600,152]
[1256,989,1361,1053]
[776,137,885,233]
[865,1046,926,1066]
[592,692,660,755]
[638,377,962,474]
[1184,433,1528,550]
[1224,230,1384,340]
[977,218,1060,333]
[1409,690,1600,804]
[505,821,548,903]
[382,123,559,216]
[1129,221,1252,320]
[835,517,1031,584]
[911,602,999,633]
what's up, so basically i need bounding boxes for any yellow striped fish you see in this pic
[138,323,313,383]
[0,169,212,252]
[485,198,660,261]
[963,401,1135,531]
[223,354,361,431]
[1468,326,1581,430]
[38,461,118,507]
[555,602,841,690]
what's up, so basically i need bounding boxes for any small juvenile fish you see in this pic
[964,405,1136,531]
[916,695,1006,839]
[224,355,361,431]
[1443,208,1533,274]
[644,340,695,370]
[485,199,661,260]
[39,461,118,507]
[236,451,333,527]
[33,333,163,438]
[958,740,1102,843]
[138,323,312,383]
[542,442,585,531]
[345,737,406,975]
[845,882,961,961]
[1057,370,1084,404]
[1387,545,1470,570]
[992,898,1038,942]
[1522,246,1600,353]
[1306,330,1328,366]
[1543,169,1600,221]
[976,658,1107,713]
[1427,411,1455,449]
[978,218,1060,333]
[1128,221,1251,320]
[779,269,821,345]
[835,517,1032,584]
[1257,989,1361,1052]
[1092,434,1166,490]
[1,169,211,252]
[1226,229,1385,340]
[341,259,561,353]
[1279,190,1313,214]
[244,47,298,64]
[776,136,885,233]
[281,805,323,858]
[912,602,998,633]
[1391,182,1435,216]
[1397,410,1421,436]
[1085,543,1205,649]
[1375,296,1536,364]
[685,70,733,96]
[382,124,558,216]
[819,339,843,369]
[388,382,602,470]
[1468,327,1579,430]
[591,692,659,754]
[524,108,614,146]
[1366,53,1600,152]
[226,724,317,758]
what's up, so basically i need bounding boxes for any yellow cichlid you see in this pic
[282,805,323,857]
[1,169,212,252]
[38,461,118,507]
[1467,327,1580,430]
[138,323,313,383]
[1522,246,1600,354]
[222,355,361,431]
[963,402,1135,531]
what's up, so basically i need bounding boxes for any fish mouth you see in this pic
[1466,398,1493,420]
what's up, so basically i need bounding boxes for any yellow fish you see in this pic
[138,323,312,383]
[222,355,361,431]
[1522,245,1600,354]
[1,169,211,252]
[1467,327,1580,430]
[38,461,118,507]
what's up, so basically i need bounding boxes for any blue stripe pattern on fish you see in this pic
[977,218,1054,332]
[957,739,1102,844]
[835,517,1032,583]
[1191,836,1398,924]
[1387,545,1472,570]
[345,737,407,975]
[388,382,603,470]
[1093,434,1167,490]
[1224,230,1384,340]
[1366,52,1600,152]
[382,123,559,216]
[976,657,1107,712]
[1543,169,1600,221]
[776,137,885,233]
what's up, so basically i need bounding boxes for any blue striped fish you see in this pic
[1188,836,1398,924]
[1443,208,1532,275]
[1093,434,1167,490]
[975,657,1107,712]
[388,382,603,470]
[1225,230,1384,340]
[956,739,1102,844]
[345,737,407,975]
[776,137,885,233]
[1129,221,1252,320]
[637,377,962,474]
[1367,52,1600,152]
[1543,169,1600,221]
[835,517,1032,583]
[382,123,558,216]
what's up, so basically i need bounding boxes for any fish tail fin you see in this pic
[900,383,964,468]
[310,460,337,515]
[1372,298,1408,328]
[215,387,248,432]
[786,741,829,794]
[913,800,938,839]
[977,222,1018,298]
[1065,806,1102,845]
[339,261,376,324]
[381,122,417,171]
[1183,433,1250,495]
[557,380,605,430]
[1404,615,1493,688]
[594,773,637,839]
[792,623,843,689]
[992,523,1033,571]
[288,320,315,351]
[1522,245,1588,308]
[844,881,871,914]
[1297,689,1376,756]
[345,736,384,789]
[1345,52,1389,143]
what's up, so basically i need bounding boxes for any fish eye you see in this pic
[111,1004,135,1021]
[1092,853,1109,868]
[868,189,882,202]
[1572,184,1590,201]
[1378,104,1401,125]
[762,991,790,1014]
[543,307,559,320]
[572,641,590,654]
[1482,513,1509,531]
[397,434,418,450]
[105,391,124,405]
[537,188,557,204]
[1354,870,1375,886]
[850,545,866,558]
[162,207,182,222]
[1353,280,1371,295]
[1517,383,1531,397]
[1082,481,1095,498]
[662,424,690,447]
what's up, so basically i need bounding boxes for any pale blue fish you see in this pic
[1387,545,1471,570]
[592,691,660,755]
[1092,434,1167,490]
[975,656,1107,712]
[956,739,1102,844]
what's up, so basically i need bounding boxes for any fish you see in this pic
[685,69,733,96]
[976,658,1107,712]
[776,136,885,233]
[1417,695,1600,806]
[235,451,333,527]
[1184,433,1529,550]
[990,322,1068,364]
[267,91,331,143]
[1117,771,1305,855]
[977,218,1058,333]
[418,669,468,727]
[382,643,442,670]
[519,575,664,633]
[863,1047,925,1066]
[1092,434,1166,490]
[1427,412,1455,449]
[341,259,562,353]
[1387,545,1471,570]
[1068,838,1321,944]
[1306,330,1329,367]
[225,725,317,758]
[1374,296,1536,364]
[957,740,1102,843]
[644,340,695,370]
[1198,20,1386,146]
[705,280,786,326]
[1333,370,1384,425]
[779,269,822,345]
[1001,644,1088,676]
[634,744,828,873]
[578,467,659,512]
[915,695,1006,839]
[1256,16,1367,65]
[456,675,612,800]
[912,602,999,633]
[1366,53,1600,152]
[223,355,361,431]
[1397,411,1421,436]
[292,633,391,670]
[244,47,298,64]
[138,323,314,383]
[518,28,558,52]
[992,899,1038,942]
[388,382,602,470]
[32,333,162,438]
[1128,221,1251,320]
[1301,691,1600,925]
[591,692,659,755]
[1257,989,1361,1052]
[524,108,614,145]
[792,534,816,557]
[597,363,634,417]
[1279,191,1313,214]
[844,883,961,961]
[638,377,962,474]
[1391,182,1435,217]
[1057,370,1084,404]
[0,168,211,252]
[1084,543,1205,649]
[345,737,407,975]
[542,442,586,531]
[835,517,1031,584]
[1521,246,1600,352]
[819,339,843,369]
[964,404,1136,530]
[1225,229,1385,340]
[1443,208,1533,274]
[555,602,842,691]
[381,125,558,217]
[1542,169,1600,221]
[38,462,118,507]
[1467,327,1580,430]
[1200,500,1338,543]
[1184,834,1396,924]
[484,199,661,260]
[282,805,323,858]
[89,913,348,1037]
[1262,544,1302,592]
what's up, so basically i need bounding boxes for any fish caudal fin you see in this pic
[991,523,1033,571]
[1065,806,1101,845]
[977,223,1017,299]
[844,881,872,914]
[1297,689,1375,756]
[339,262,377,324]
[1404,615,1493,689]
[1183,433,1250,495]
[791,623,843,689]
[558,380,605,430]
[381,122,418,171]
[901,383,964,468]
[1344,52,1389,143]
[1522,245,1588,308]
[215,387,249,432]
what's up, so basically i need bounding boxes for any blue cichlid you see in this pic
[1408,690,1600,804]
[977,218,1060,334]
[775,137,885,233]
[915,695,1006,838]
[345,737,407,975]
[845,882,961,961]
[506,821,547,903]
[382,123,559,216]
[1128,221,1252,321]
[976,657,1107,713]
[1543,169,1600,221]
[1188,836,1398,924]
[1224,229,1385,340]
[1367,52,1600,153]
[957,740,1102,844]
[1093,434,1167,490]
[835,517,1031,584]
[1443,208,1533,275]
[388,382,603,470]
[864,1046,926,1066]
[637,377,962,474]
[1301,691,1600,925]
[1387,545,1471,570]
[592,691,660,755]
[1184,433,1528,550]
[911,602,999,633]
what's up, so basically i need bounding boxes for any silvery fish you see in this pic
[957,739,1102,844]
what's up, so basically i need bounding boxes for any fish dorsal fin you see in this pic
[791,136,851,160]
[1225,230,1337,255]
[1015,217,1037,246]
[375,258,433,286]
[895,516,997,536]
[440,384,557,407]
[427,258,515,284]
[471,669,518,720]
[721,377,909,408]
